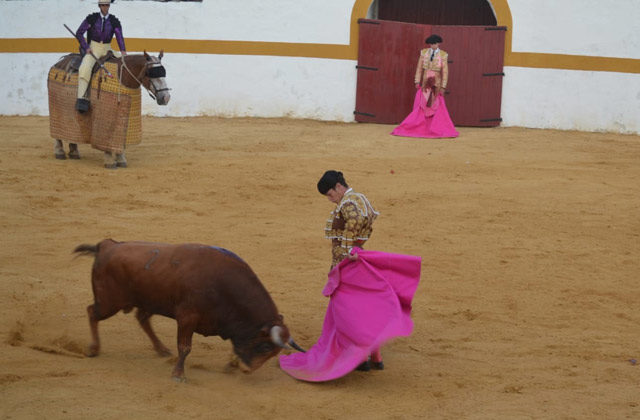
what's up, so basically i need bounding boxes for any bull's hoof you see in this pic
[104,163,117,169]
[155,347,172,357]
[223,362,238,374]
[85,344,99,357]
[172,375,187,383]
[68,151,80,160]
[55,153,67,160]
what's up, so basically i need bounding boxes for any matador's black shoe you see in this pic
[355,361,371,372]
[371,361,384,370]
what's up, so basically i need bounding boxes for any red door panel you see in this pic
[355,20,505,127]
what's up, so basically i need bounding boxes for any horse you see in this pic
[47,51,170,168]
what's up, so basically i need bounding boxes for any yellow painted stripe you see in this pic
[487,0,640,73]
[507,52,640,74]
[1,0,639,74]
[0,38,354,59]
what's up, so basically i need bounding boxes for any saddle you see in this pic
[53,51,116,77]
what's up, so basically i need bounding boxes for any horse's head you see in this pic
[140,50,170,105]
[119,52,171,105]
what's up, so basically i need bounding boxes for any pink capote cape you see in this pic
[279,248,421,382]
[391,88,459,139]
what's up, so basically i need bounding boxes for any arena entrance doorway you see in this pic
[354,0,505,127]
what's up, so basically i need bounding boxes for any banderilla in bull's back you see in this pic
[74,239,305,381]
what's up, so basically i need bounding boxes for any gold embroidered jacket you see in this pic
[324,188,379,269]
[414,48,449,90]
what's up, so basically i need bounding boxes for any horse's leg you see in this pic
[115,152,127,168]
[68,143,80,159]
[103,151,117,169]
[54,139,66,160]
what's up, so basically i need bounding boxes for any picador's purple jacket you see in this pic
[76,13,126,53]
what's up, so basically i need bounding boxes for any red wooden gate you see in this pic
[354,19,506,127]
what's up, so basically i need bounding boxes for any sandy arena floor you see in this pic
[1,116,639,419]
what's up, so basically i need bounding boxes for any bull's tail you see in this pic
[73,243,99,257]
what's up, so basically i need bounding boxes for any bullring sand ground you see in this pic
[1,116,639,419]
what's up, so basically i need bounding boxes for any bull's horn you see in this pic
[270,325,288,349]
[288,338,306,353]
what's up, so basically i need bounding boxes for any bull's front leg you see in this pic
[172,319,195,382]
[224,354,241,373]
[135,309,172,357]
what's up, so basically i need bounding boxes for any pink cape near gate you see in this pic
[391,88,459,139]
[279,249,421,382]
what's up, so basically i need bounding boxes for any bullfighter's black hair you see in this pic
[425,34,443,44]
[317,170,348,195]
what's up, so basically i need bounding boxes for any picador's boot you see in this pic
[115,153,127,168]
[76,78,90,113]
[54,139,66,160]
[103,151,117,169]
[68,143,80,159]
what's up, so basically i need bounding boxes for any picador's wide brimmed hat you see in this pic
[425,34,443,44]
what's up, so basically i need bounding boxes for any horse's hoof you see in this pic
[116,161,127,168]
[104,163,117,169]
[172,375,187,383]
[68,152,81,160]
[55,153,66,160]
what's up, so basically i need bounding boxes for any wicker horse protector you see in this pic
[48,55,142,154]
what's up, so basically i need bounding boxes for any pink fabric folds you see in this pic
[279,249,421,382]
[391,88,459,139]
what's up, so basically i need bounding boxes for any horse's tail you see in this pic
[73,243,99,258]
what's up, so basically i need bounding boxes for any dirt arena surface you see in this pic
[1,115,639,419]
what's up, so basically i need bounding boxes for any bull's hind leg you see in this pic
[85,302,121,357]
[86,304,102,356]
[135,309,172,356]
[54,139,66,160]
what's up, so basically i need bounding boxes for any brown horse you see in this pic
[48,51,170,168]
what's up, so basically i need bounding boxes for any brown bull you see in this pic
[74,239,303,380]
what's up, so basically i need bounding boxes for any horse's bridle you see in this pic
[120,57,170,101]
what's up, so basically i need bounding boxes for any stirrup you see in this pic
[76,98,90,113]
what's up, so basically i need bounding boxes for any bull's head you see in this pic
[230,319,305,373]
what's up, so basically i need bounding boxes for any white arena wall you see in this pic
[504,0,640,134]
[0,0,639,134]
